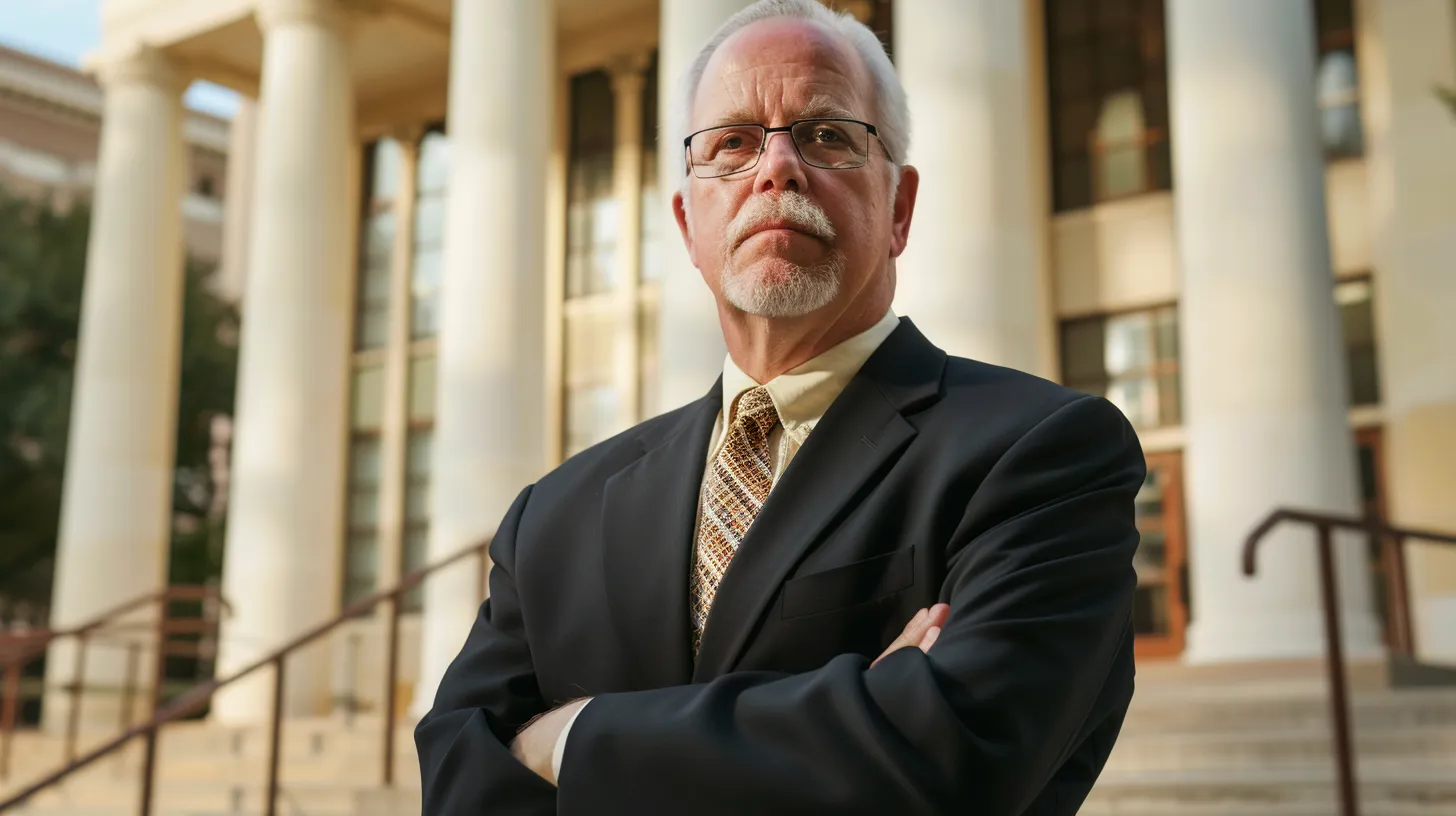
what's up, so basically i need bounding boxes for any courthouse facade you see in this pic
[53,0,1456,722]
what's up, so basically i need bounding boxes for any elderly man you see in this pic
[415,1,1145,813]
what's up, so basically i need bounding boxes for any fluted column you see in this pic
[1168,0,1382,662]
[1358,0,1456,663]
[44,46,187,732]
[214,0,358,723]
[655,0,752,412]
[892,0,1054,377]
[410,0,554,719]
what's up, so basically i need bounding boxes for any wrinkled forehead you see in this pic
[692,18,874,129]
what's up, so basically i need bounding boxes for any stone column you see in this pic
[216,97,258,304]
[410,0,554,719]
[44,46,187,732]
[656,0,752,412]
[213,0,358,723]
[1168,0,1382,663]
[891,0,1055,377]
[1357,0,1456,663]
[610,54,651,432]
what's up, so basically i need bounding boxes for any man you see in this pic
[416,1,1145,813]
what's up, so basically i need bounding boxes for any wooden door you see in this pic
[1132,450,1188,660]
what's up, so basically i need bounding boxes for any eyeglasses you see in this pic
[683,118,891,179]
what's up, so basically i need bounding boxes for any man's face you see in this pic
[674,19,914,320]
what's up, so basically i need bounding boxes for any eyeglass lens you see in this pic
[689,120,871,177]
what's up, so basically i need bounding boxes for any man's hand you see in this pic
[510,697,591,785]
[872,603,948,668]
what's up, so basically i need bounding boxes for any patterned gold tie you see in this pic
[691,386,780,656]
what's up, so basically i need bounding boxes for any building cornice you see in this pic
[0,46,230,152]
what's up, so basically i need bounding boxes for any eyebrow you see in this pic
[705,95,860,128]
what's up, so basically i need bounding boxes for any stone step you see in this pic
[4,777,421,816]
[1080,765,1456,816]
[1107,724,1456,769]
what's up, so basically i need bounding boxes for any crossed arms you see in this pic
[415,395,1146,815]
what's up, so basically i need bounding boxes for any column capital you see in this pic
[389,123,429,151]
[256,0,356,32]
[607,51,653,95]
[89,46,187,94]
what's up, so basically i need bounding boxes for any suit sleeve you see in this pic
[413,485,557,815]
[556,395,1146,815]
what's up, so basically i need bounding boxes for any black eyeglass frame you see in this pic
[681,118,894,178]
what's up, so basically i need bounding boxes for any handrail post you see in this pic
[1314,523,1360,816]
[267,659,285,816]
[1386,533,1415,656]
[138,726,159,816]
[0,660,19,781]
[66,630,88,763]
[383,594,402,786]
[120,641,141,731]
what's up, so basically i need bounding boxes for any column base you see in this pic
[209,651,334,726]
[1184,607,1385,665]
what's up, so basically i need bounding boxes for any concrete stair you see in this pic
[0,659,1451,815]
[1085,659,1456,816]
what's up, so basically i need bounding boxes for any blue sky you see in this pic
[0,0,239,118]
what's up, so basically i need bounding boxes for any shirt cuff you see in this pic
[551,700,589,782]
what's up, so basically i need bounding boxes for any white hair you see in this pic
[670,0,911,195]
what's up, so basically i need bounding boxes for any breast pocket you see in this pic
[781,547,915,620]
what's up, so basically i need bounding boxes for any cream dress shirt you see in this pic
[550,309,902,780]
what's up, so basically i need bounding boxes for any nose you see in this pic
[752,130,808,195]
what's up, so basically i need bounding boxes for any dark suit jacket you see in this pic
[415,318,1146,815]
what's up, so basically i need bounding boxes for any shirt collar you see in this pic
[720,309,900,437]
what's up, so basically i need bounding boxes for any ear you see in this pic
[888,165,919,259]
[673,189,698,267]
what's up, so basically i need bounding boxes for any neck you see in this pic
[719,285,892,384]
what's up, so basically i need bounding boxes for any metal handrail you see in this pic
[1243,507,1456,816]
[0,585,231,782]
[0,537,492,816]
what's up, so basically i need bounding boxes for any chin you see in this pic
[719,255,845,319]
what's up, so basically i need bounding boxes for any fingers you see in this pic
[871,608,926,667]
[920,625,941,653]
[871,603,950,667]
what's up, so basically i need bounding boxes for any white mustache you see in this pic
[726,193,837,248]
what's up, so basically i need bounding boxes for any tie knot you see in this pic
[732,386,779,435]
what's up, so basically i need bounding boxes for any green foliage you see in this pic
[1439,87,1456,117]
[0,189,238,610]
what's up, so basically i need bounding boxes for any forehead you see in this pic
[693,18,872,127]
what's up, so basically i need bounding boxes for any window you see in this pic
[1045,0,1171,211]
[1337,277,1380,406]
[355,140,400,350]
[342,363,385,606]
[1061,305,1181,429]
[412,129,448,339]
[1314,0,1363,159]
[343,434,382,606]
[563,70,621,456]
[401,427,433,612]
[565,71,618,299]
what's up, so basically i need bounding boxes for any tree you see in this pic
[1439,86,1456,117]
[0,189,239,616]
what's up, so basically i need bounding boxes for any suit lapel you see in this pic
[600,381,721,689]
[692,319,947,681]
